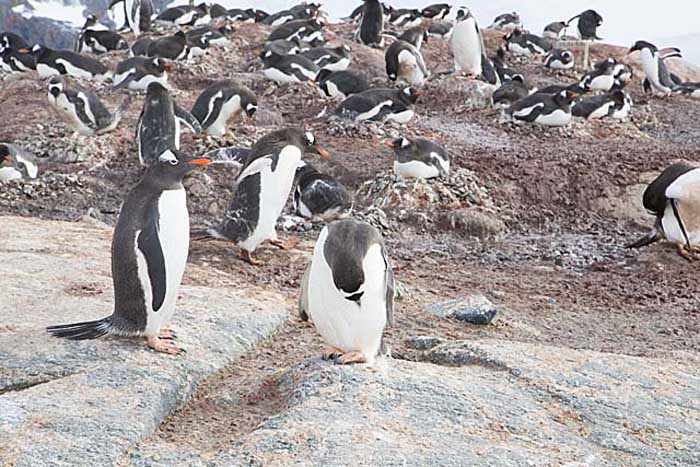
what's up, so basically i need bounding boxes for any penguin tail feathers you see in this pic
[625,229,661,249]
[190,227,225,241]
[47,316,112,340]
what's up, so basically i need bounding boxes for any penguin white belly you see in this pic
[113,70,134,87]
[0,167,21,181]
[55,94,94,135]
[589,74,614,91]
[56,58,93,80]
[207,95,241,137]
[290,63,318,81]
[549,59,572,70]
[36,63,60,78]
[386,109,414,124]
[174,11,197,25]
[398,50,425,86]
[640,50,666,92]
[508,42,532,56]
[323,58,350,72]
[451,20,482,75]
[588,102,614,120]
[612,101,631,119]
[132,73,167,91]
[308,239,387,363]
[356,100,393,122]
[394,160,440,180]
[264,67,300,83]
[194,14,211,27]
[325,81,344,99]
[535,109,571,126]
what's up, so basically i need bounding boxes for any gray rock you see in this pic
[404,335,444,351]
[437,208,505,240]
[424,294,498,325]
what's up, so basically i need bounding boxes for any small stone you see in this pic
[424,294,498,325]
[405,336,444,351]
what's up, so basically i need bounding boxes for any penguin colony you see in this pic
[0,2,699,365]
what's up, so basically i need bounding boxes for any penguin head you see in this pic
[47,77,63,98]
[146,150,210,188]
[244,101,258,118]
[629,40,656,54]
[400,87,421,104]
[456,7,471,21]
[152,58,173,72]
[561,50,573,63]
[30,44,45,56]
[84,15,99,27]
[146,82,169,99]
[389,137,413,152]
[302,130,330,159]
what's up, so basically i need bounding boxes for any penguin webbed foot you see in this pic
[677,244,700,262]
[269,237,300,250]
[147,335,186,355]
[239,249,263,265]
[159,327,177,340]
[322,346,344,361]
[336,351,367,365]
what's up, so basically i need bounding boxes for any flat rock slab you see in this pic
[0,216,289,467]
[212,341,700,467]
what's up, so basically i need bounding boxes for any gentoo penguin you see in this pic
[572,89,629,120]
[480,54,501,86]
[626,162,700,261]
[260,50,319,83]
[0,32,29,51]
[385,39,429,86]
[80,29,128,54]
[358,0,384,47]
[492,76,530,107]
[187,33,211,58]
[130,37,152,57]
[47,149,210,354]
[205,128,329,265]
[74,15,107,53]
[299,45,351,71]
[187,26,232,48]
[390,137,449,180]
[263,4,318,26]
[148,32,190,61]
[0,47,35,73]
[567,10,603,41]
[506,89,577,126]
[337,87,420,124]
[191,79,257,137]
[109,0,153,35]
[268,19,324,46]
[629,41,680,96]
[543,21,567,39]
[299,218,394,365]
[544,49,574,70]
[491,48,522,83]
[504,29,552,56]
[209,3,228,19]
[535,82,586,96]
[137,83,202,166]
[0,143,38,181]
[114,57,172,91]
[227,8,257,23]
[677,82,700,99]
[490,12,520,31]
[263,39,302,56]
[451,7,484,77]
[421,3,451,19]
[157,3,208,26]
[427,22,453,40]
[48,77,130,136]
[316,69,369,99]
[580,59,616,91]
[30,45,111,81]
[389,9,422,28]
[398,27,428,50]
[293,162,352,220]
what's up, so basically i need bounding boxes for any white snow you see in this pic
[17,0,85,27]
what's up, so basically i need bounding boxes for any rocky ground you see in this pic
[2,20,700,467]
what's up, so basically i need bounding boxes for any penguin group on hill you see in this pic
[0,1,699,366]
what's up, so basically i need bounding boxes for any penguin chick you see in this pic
[299,218,394,365]
[191,79,257,137]
[293,161,353,220]
[390,137,449,180]
[0,143,38,181]
[385,39,429,86]
[47,149,210,354]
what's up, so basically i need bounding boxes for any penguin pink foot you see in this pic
[322,346,344,360]
[147,335,185,355]
[269,237,299,250]
[159,327,176,340]
[337,352,367,365]
[239,249,262,266]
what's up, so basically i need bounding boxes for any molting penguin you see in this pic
[0,143,38,181]
[451,7,484,77]
[148,31,190,61]
[543,21,567,39]
[31,45,111,81]
[113,57,172,91]
[629,41,680,96]
[191,79,257,137]
[490,12,520,31]
[390,137,449,180]
[385,39,429,86]
[47,77,130,136]
[421,3,451,20]
[358,0,384,47]
[316,69,369,99]
[506,89,577,126]
[504,29,551,56]
[626,162,700,261]
[299,218,394,365]
[137,82,202,166]
[293,162,352,220]
[572,89,630,120]
[47,149,210,354]
[337,87,420,124]
[544,49,574,70]
[204,128,329,265]
[260,50,319,83]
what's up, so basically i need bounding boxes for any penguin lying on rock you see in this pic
[504,29,551,56]
[260,50,319,83]
[0,143,38,181]
[451,7,484,77]
[113,57,172,91]
[191,79,257,137]
[506,89,577,126]
[389,137,450,180]
[572,89,631,120]
[293,161,352,220]
[316,69,369,99]
[544,49,574,70]
[31,44,111,81]
[337,87,420,124]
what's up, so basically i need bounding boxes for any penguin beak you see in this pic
[316,147,330,158]
[163,62,174,71]
[18,49,30,54]
[384,140,396,148]
[188,158,210,165]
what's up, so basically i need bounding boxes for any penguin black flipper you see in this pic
[218,169,264,243]
[199,92,225,128]
[113,72,136,90]
[46,317,112,340]
[657,59,677,91]
[383,246,395,327]
[298,263,311,322]
[174,103,202,134]
[642,162,696,215]
[136,210,167,311]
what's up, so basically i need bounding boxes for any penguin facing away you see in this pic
[451,7,484,77]
[191,79,258,137]
[299,218,395,365]
[390,137,450,180]
[358,0,384,47]
[0,143,38,181]
[47,149,210,354]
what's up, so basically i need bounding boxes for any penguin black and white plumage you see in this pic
[491,48,522,83]
[676,82,700,99]
[187,32,211,58]
[506,90,577,126]
[398,26,428,50]
[629,41,680,96]
[0,32,29,51]
[299,45,351,71]
[137,82,202,166]
[210,3,228,19]
[108,0,153,35]
[492,76,529,107]
[427,22,453,40]
[316,69,369,99]
[421,3,451,19]
[114,57,172,91]
[207,128,329,264]
[157,3,209,27]
[81,29,129,54]
[626,162,700,261]
[191,79,257,137]
[293,162,352,220]
[390,137,449,180]
[263,39,302,56]
[187,26,232,48]
[47,149,210,354]
[535,82,586,96]
[47,77,130,136]
[30,45,111,81]
[544,49,574,70]
[504,29,551,56]
[0,143,38,181]
[0,47,35,73]
[543,21,567,39]
[227,8,257,23]
[358,0,384,47]
[572,89,630,120]
[385,39,429,86]
[74,15,108,53]
[567,10,603,41]
[148,32,190,61]
[490,12,520,31]
[299,218,394,365]
[480,54,501,86]
[268,19,324,46]
[337,87,420,124]
[263,4,318,26]
[580,59,616,92]
[261,50,319,83]
[451,7,484,77]
[130,37,152,57]
[389,9,422,28]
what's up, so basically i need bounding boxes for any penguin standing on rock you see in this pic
[358,0,384,47]
[0,143,38,181]
[137,83,202,166]
[202,128,330,265]
[337,87,420,124]
[293,162,352,220]
[451,7,484,77]
[385,39,429,86]
[628,41,680,96]
[299,218,394,365]
[506,90,577,126]
[47,149,210,354]
[47,77,130,136]
[31,45,111,81]
[390,137,449,180]
[191,79,257,137]
[109,0,153,35]
[316,69,369,99]
[113,57,172,91]
[299,45,351,71]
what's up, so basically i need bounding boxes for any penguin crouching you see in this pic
[293,162,352,220]
[0,143,38,181]
[337,87,420,124]
[385,40,429,87]
[316,69,369,99]
[390,137,449,180]
[47,150,210,354]
[191,79,257,137]
[506,89,577,126]
[300,218,394,365]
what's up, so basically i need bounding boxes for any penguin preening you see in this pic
[385,39,429,86]
[191,79,257,137]
[390,137,450,180]
[47,150,210,355]
[398,27,428,50]
[357,0,384,47]
[629,41,680,96]
[31,45,111,81]
[626,162,700,261]
[299,218,394,365]
[137,82,202,166]
[293,161,352,220]
[113,57,172,91]
[0,143,38,181]
[506,90,578,126]
[337,87,420,124]
[451,7,484,77]
[203,128,329,265]
[47,77,130,136]
[316,69,369,99]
